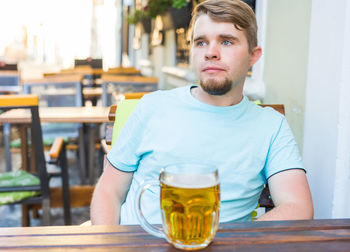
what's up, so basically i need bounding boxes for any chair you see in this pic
[100,74,158,106]
[22,74,83,106]
[100,92,149,154]
[73,59,103,102]
[103,101,285,213]
[21,74,83,142]
[0,94,71,226]
[21,74,88,180]
[0,71,21,172]
[124,92,150,100]
[0,62,18,71]
[0,71,20,94]
[74,58,103,69]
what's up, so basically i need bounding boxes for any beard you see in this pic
[199,77,233,96]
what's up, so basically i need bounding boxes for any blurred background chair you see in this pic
[73,58,103,104]
[74,58,103,69]
[100,74,158,106]
[19,74,85,180]
[21,74,83,143]
[0,94,71,226]
[74,58,103,83]
[0,70,21,172]
[0,71,20,94]
[0,62,18,71]
[101,92,149,154]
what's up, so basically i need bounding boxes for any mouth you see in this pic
[202,67,225,74]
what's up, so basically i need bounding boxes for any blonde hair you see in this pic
[190,0,258,52]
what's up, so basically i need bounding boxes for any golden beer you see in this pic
[160,173,220,249]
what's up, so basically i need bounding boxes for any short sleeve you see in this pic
[106,99,148,172]
[264,117,305,179]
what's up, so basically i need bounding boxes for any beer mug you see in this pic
[135,163,220,250]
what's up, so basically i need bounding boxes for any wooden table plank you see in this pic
[0,220,349,251]
[0,225,142,235]
[1,228,350,246]
[100,74,158,84]
[2,244,350,252]
[22,74,83,85]
[0,106,110,124]
[219,218,350,231]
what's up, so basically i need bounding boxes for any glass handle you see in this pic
[135,181,166,239]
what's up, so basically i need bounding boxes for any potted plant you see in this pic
[127,0,192,29]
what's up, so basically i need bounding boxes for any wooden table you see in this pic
[0,106,110,124]
[0,106,110,184]
[0,219,349,251]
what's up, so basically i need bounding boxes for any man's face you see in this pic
[191,14,259,95]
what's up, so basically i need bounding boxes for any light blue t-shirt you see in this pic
[107,85,304,224]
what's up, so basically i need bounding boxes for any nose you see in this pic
[205,43,220,60]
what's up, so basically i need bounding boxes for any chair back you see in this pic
[0,63,18,71]
[0,71,19,85]
[111,100,140,146]
[22,74,84,139]
[105,92,150,145]
[0,94,71,225]
[22,74,83,107]
[124,92,150,100]
[100,74,158,106]
[0,71,20,94]
[74,58,103,69]
[260,104,285,115]
[0,95,50,199]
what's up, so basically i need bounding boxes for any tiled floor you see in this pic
[0,141,91,227]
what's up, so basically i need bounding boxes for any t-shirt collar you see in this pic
[186,85,249,113]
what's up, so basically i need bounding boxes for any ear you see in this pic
[248,46,262,67]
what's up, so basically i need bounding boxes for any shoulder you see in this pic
[246,102,287,135]
[249,102,285,122]
[131,86,188,119]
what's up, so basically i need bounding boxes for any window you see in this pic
[175,28,190,65]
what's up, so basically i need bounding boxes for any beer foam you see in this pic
[162,173,219,188]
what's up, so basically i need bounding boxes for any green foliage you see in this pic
[147,0,173,18]
[127,0,190,24]
[172,0,189,9]
[127,10,145,25]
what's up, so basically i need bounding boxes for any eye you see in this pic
[196,41,206,47]
[222,40,232,46]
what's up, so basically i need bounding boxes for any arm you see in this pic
[257,169,313,221]
[90,157,133,225]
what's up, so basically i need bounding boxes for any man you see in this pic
[91,0,313,225]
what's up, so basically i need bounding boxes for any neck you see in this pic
[191,85,244,107]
